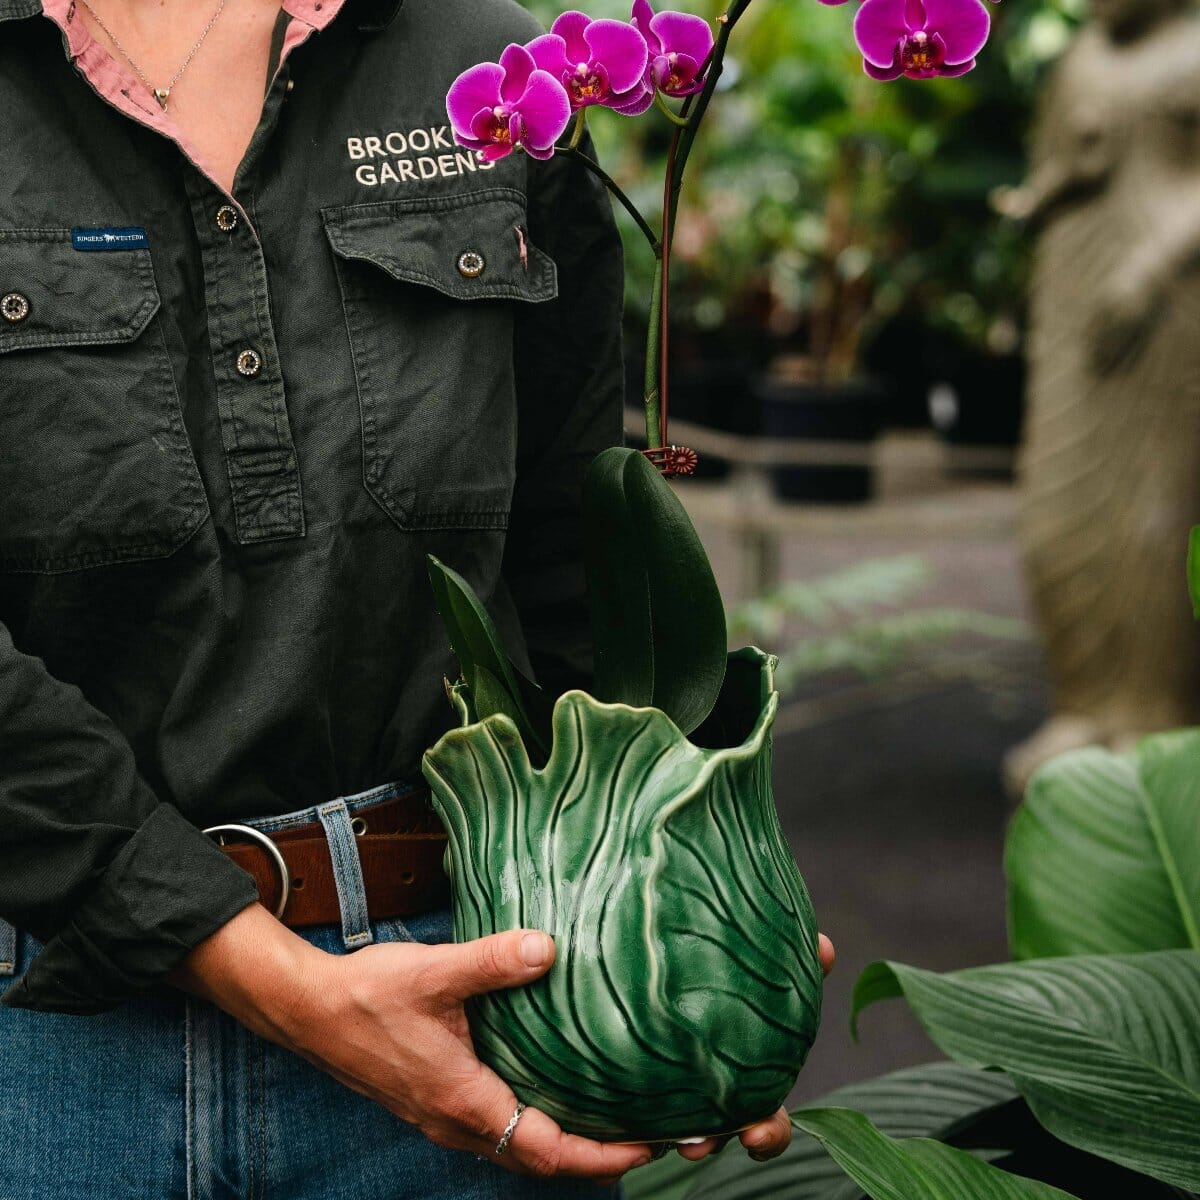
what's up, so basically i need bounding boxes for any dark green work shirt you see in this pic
[0,0,624,1013]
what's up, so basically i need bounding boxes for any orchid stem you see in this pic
[644,257,664,450]
[559,146,661,253]
[568,110,587,151]
[640,1,755,454]
[654,92,691,127]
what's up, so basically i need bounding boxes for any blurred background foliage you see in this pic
[519,0,1085,416]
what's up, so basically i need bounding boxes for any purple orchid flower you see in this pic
[853,0,991,80]
[527,11,653,116]
[631,0,715,99]
[447,43,571,162]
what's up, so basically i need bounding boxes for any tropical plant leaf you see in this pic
[624,1148,704,1200]
[1006,736,1200,960]
[627,1061,1019,1200]
[583,447,727,734]
[425,554,550,759]
[630,1063,1193,1200]
[791,1108,1079,1200]
[852,952,1200,1190]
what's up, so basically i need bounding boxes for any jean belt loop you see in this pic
[317,799,374,951]
[0,919,17,977]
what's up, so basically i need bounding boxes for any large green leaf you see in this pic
[852,952,1200,1190]
[626,1061,1018,1200]
[628,1062,1188,1200]
[1006,736,1200,959]
[583,447,727,734]
[425,554,550,760]
[791,1108,1078,1200]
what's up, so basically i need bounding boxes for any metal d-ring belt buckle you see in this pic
[203,823,291,919]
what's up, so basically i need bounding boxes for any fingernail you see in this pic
[521,932,551,967]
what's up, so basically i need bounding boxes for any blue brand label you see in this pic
[71,226,149,252]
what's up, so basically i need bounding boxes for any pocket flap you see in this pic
[321,188,557,303]
[0,228,161,355]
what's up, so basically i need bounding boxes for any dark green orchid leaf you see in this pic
[583,446,727,734]
[469,663,546,757]
[425,553,550,760]
[852,952,1200,1191]
[582,447,655,706]
[792,1108,1078,1200]
[1006,736,1200,961]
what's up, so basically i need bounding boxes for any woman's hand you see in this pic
[172,904,833,1181]
[171,904,651,1181]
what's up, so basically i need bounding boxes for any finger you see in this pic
[675,1132,734,1161]
[818,934,835,977]
[676,1136,723,1161]
[507,1105,653,1180]
[425,930,556,1002]
[739,1108,792,1162]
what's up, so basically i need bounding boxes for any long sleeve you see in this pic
[504,134,627,699]
[0,624,258,1014]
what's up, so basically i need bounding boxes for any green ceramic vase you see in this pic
[421,646,823,1142]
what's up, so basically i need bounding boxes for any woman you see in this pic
[0,0,828,1195]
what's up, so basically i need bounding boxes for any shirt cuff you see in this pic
[1,802,260,1015]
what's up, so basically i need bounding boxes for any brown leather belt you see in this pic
[212,791,450,928]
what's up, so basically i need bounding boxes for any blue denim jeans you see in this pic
[0,783,620,1200]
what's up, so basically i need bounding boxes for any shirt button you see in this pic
[1,292,30,323]
[236,348,263,378]
[215,205,239,233]
[286,78,295,93]
[457,251,485,279]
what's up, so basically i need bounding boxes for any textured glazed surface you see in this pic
[422,648,824,1141]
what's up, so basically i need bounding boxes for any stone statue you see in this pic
[1004,0,1200,793]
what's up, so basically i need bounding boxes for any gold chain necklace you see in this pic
[75,0,228,111]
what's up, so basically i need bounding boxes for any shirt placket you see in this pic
[185,182,305,543]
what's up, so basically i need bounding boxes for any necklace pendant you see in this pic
[153,87,170,110]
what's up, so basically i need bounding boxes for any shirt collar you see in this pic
[0,0,404,29]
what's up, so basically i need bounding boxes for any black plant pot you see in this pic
[758,373,884,504]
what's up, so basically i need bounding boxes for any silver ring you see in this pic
[495,1102,526,1156]
[203,823,291,920]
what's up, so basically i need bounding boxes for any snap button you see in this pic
[1,292,30,323]
[457,251,486,279]
[286,78,294,93]
[215,205,239,233]
[235,348,263,378]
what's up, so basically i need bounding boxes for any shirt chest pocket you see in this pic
[0,230,207,573]
[321,188,558,532]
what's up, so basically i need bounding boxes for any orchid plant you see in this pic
[447,0,1001,462]
[428,0,1001,763]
